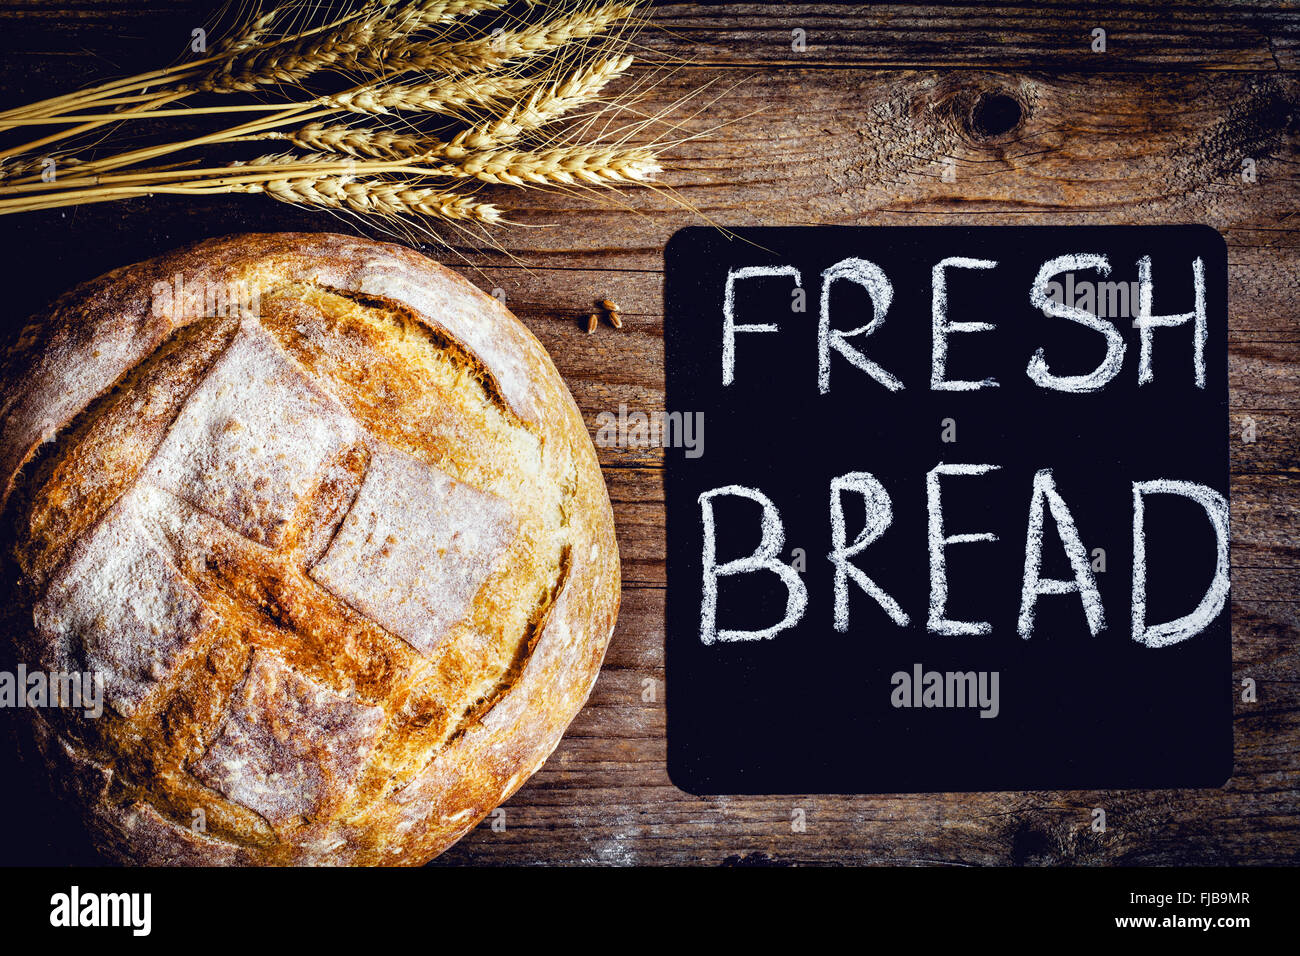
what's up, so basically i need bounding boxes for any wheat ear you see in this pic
[443,143,660,185]
[378,0,506,32]
[219,8,282,55]
[202,0,506,93]
[274,124,434,160]
[445,53,632,155]
[358,3,636,75]
[246,175,501,222]
[320,72,531,115]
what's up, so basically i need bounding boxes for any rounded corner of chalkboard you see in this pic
[1213,753,1235,790]
[663,226,709,260]
[1186,223,1229,259]
[665,759,713,798]
[1190,747,1234,790]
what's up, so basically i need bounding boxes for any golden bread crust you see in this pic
[0,233,619,865]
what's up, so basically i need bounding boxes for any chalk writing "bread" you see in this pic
[698,469,1228,648]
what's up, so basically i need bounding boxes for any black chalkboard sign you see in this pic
[664,226,1231,794]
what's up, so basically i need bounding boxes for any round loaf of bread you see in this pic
[0,232,619,865]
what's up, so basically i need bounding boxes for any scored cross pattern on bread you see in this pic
[1,234,620,865]
[35,319,519,835]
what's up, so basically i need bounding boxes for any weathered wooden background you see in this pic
[0,0,1295,865]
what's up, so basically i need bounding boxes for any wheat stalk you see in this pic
[0,0,403,123]
[230,150,340,167]
[0,0,665,232]
[2,71,535,124]
[444,143,660,185]
[376,0,507,33]
[247,174,501,222]
[355,3,635,75]
[0,154,83,181]
[274,123,432,159]
[247,138,659,187]
[229,139,659,189]
[201,0,507,93]
[202,17,387,92]
[0,3,348,125]
[320,72,531,114]
[219,8,283,55]
[267,53,629,155]
[447,53,631,153]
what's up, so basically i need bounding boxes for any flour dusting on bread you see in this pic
[310,441,516,656]
[148,321,360,546]
[193,650,385,836]
[33,484,215,717]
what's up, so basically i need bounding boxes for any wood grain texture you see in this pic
[0,0,1294,866]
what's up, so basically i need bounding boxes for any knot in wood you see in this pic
[965,89,1025,140]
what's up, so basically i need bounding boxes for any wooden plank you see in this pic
[439,68,1300,264]
[1,2,1299,73]
[634,2,1300,72]
[1232,476,1300,568]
